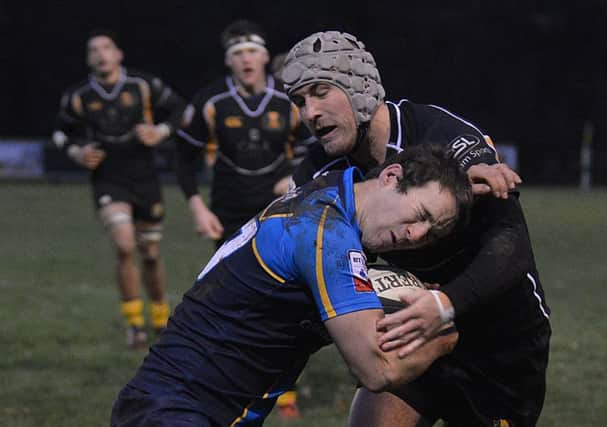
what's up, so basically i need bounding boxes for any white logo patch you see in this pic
[348,250,372,292]
[448,135,480,160]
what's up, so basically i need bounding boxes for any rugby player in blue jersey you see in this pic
[111,144,472,427]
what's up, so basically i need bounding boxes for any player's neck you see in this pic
[235,76,267,97]
[93,67,122,86]
[350,103,390,171]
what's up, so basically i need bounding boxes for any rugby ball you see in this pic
[368,265,426,314]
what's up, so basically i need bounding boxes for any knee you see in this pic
[116,239,138,260]
[138,241,161,263]
[136,228,163,262]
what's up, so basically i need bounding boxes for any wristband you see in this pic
[430,290,455,323]
[155,123,171,139]
[66,145,84,163]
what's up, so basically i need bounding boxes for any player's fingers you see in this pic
[486,171,509,199]
[379,328,421,351]
[497,163,522,187]
[377,319,422,344]
[397,336,427,358]
[471,183,492,196]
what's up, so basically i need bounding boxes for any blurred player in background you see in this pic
[52,30,185,349]
[111,144,472,427]
[282,31,551,426]
[175,21,312,417]
[175,19,312,248]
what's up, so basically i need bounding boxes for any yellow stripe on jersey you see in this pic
[72,93,83,116]
[229,406,249,427]
[252,238,286,284]
[316,204,336,318]
[138,80,154,124]
[260,213,293,220]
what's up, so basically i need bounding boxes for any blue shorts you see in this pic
[111,385,217,427]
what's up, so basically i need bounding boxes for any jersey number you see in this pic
[197,218,258,280]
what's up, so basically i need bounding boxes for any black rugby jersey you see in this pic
[176,75,311,229]
[294,99,550,349]
[54,67,185,182]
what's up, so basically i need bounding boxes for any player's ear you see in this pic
[262,49,269,65]
[225,54,233,68]
[116,48,124,64]
[379,163,403,185]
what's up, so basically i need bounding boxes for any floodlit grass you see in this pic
[1,183,606,426]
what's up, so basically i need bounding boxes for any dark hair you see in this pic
[87,29,120,48]
[367,144,473,232]
[220,20,266,49]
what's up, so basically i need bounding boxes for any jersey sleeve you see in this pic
[290,202,382,321]
[413,103,499,170]
[52,88,88,152]
[175,90,214,199]
[440,194,537,316]
[146,74,186,133]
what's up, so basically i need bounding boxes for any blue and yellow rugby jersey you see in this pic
[123,167,381,426]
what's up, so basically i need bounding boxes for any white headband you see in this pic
[225,34,267,57]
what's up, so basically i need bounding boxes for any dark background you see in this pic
[2,0,606,184]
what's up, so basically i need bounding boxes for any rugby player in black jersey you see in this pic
[175,20,312,418]
[53,30,185,349]
[176,20,312,249]
[282,31,551,426]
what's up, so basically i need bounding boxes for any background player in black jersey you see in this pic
[175,20,311,418]
[282,31,551,426]
[53,30,185,349]
[176,20,312,248]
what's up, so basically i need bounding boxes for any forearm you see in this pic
[442,196,534,316]
[327,310,456,393]
[175,138,203,199]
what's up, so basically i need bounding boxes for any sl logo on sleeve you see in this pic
[348,250,373,292]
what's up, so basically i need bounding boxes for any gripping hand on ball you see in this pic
[377,289,454,358]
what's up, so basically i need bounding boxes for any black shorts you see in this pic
[390,322,551,427]
[92,178,164,223]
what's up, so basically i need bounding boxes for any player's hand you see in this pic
[135,123,170,146]
[377,289,453,358]
[79,143,106,170]
[467,163,522,199]
[273,176,292,196]
[189,195,224,240]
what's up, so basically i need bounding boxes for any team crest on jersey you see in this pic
[224,116,243,128]
[262,111,284,131]
[151,203,164,218]
[120,92,135,107]
[87,101,103,112]
[348,250,372,292]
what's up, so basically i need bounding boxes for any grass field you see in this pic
[1,182,606,426]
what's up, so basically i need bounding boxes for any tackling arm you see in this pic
[325,309,457,392]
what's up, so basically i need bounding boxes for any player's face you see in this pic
[290,83,357,157]
[86,36,123,76]
[227,46,269,90]
[360,178,457,253]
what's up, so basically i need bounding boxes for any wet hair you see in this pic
[220,20,266,50]
[367,144,473,232]
[86,29,120,49]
